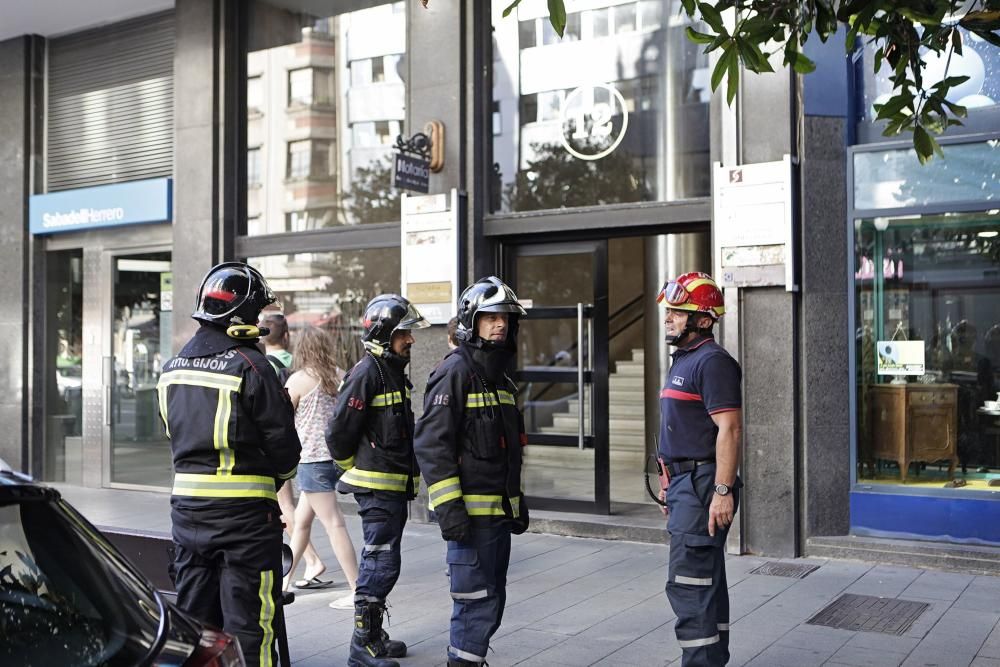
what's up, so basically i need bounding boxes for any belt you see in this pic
[667,459,715,477]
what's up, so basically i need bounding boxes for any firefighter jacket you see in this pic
[414,344,528,532]
[157,325,301,506]
[326,352,419,499]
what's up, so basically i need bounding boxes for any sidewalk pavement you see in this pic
[56,484,1000,667]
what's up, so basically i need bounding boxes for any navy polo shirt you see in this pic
[658,335,742,462]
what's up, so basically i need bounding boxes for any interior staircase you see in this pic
[523,349,651,504]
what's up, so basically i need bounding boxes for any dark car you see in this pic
[0,462,244,666]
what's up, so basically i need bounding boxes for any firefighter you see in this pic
[414,276,530,667]
[157,262,301,667]
[657,271,743,667]
[327,294,429,667]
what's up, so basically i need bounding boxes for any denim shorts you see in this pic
[297,460,342,493]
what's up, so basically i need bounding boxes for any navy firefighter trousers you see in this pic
[446,521,512,665]
[355,492,408,602]
[665,462,741,667]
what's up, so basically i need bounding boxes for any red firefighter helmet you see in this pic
[656,271,725,320]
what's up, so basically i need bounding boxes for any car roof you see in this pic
[0,459,60,499]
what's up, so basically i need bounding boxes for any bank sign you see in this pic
[30,177,172,235]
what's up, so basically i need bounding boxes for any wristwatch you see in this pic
[714,483,731,496]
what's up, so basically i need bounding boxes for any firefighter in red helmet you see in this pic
[656,271,743,667]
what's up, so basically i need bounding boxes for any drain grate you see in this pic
[750,561,820,579]
[806,594,929,635]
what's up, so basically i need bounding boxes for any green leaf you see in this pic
[711,43,735,91]
[785,47,816,74]
[686,26,716,44]
[942,98,968,118]
[698,2,725,33]
[681,0,697,17]
[913,125,937,164]
[971,29,1000,47]
[873,92,914,120]
[960,9,1000,32]
[726,49,740,104]
[547,0,566,37]
[501,0,520,19]
[951,27,963,56]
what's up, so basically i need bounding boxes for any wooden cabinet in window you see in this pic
[870,383,958,482]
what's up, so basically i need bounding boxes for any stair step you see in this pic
[565,399,644,418]
[631,349,644,363]
[612,362,645,377]
[534,429,647,451]
[609,376,644,391]
[550,416,645,432]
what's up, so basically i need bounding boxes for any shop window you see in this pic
[854,210,1000,491]
[249,247,402,368]
[288,67,334,107]
[491,0,711,213]
[372,57,385,82]
[493,100,502,136]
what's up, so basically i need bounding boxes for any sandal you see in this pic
[294,576,337,590]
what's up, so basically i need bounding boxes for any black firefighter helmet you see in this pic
[361,294,430,353]
[454,276,526,345]
[192,262,276,329]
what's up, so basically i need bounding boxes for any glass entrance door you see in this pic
[107,251,173,487]
[508,241,610,512]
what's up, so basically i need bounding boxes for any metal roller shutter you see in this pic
[47,11,174,192]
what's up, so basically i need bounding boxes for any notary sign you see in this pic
[393,154,430,193]
[712,157,794,291]
[877,341,925,376]
[29,178,172,235]
[400,190,459,324]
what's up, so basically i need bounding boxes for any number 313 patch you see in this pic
[432,394,450,406]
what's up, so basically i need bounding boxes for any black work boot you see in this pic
[348,602,399,667]
[447,660,487,666]
[370,601,406,658]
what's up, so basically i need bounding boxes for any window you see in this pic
[286,139,333,180]
[285,208,337,231]
[589,7,611,38]
[249,248,402,367]
[614,3,638,34]
[246,2,407,235]
[247,76,263,113]
[854,210,1000,491]
[493,100,502,136]
[247,147,261,187]
[519,19,536,48]
[492,0,711,212]
[288,67,334,106]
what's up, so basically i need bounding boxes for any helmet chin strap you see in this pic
[363,340,388,357]
[665,313,712,345]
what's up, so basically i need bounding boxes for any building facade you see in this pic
[1,0,997,556]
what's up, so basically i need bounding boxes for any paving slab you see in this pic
[50,484,1000,667]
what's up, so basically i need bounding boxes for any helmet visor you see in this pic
[396,302,431,330]
[198,264,253,318]
[656,280,690,307]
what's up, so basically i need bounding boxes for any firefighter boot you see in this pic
[447,660,487,666]
[370,601,407,658]
[348,602,399,667]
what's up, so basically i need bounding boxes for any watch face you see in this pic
[715,483,730,495]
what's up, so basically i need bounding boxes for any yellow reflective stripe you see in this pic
[172,473,277,501]
[277,467,297,480]
[427,476,463,508]
[157,370,242,392]
[157,385,170,438]
[465,391,516,408]
[464,494,506,516]
[340,467,409,492]
[371,390,406,407]
[214,388,235,475]
[258,570,275,667]
[334,456,355,470]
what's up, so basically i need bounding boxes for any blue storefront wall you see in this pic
[30,177,172,235]
[851,490,1000,546]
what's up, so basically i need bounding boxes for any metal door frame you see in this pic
[505,239,611,514]
[100,243,173,492]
